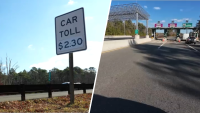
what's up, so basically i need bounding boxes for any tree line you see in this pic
[0,57,96,85]
[105,19,152,36]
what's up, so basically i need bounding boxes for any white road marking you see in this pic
[186,44,199,52]
[158,42,166,49]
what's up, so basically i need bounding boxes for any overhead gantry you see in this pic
[108,3,150,39]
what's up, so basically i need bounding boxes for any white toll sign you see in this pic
[55,8,87,55]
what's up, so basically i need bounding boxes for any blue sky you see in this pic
[111,1,200,33]
[0,0,111,73]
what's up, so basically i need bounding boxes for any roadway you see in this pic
[0,89,92,102]
[91,38,200,113]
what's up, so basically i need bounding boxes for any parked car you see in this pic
[185,36,197,44]
[62,82,70,84]
[62,82,81,84]
[61,82,81,91]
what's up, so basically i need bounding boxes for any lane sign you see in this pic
[168,23,177,28]
[155,23,163,28]
[135,29,139,34]
[182,23,192,28]
[55,7,87,55]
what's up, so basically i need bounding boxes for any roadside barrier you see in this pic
[0,83,94,101]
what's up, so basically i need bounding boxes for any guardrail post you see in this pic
[83,83,86,94]
[20,84,25,101]
[48,83,52,98]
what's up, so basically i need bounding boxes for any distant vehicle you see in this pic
[182,33,189,41]
[185,36,196,44]
[190,31,199,42]
[74,82,81,84]
[62,82,81,84]
[62,82,70,84]
[61,82,81,91]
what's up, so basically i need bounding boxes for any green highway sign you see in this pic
[135,29,139,34]
[182,23,192,27]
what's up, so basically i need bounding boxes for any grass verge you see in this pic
[0,93,92,112]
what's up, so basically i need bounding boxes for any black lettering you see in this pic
[71,39,76,46]
[66,18,71,25]
[75,27,80,33]
[61,20,65,26]
[72,16,77,23]
[64,30,69,36]
[65,41,69,48]
[70,29,75,35]
[59,31,63,37]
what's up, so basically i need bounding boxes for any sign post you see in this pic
[55,7,87,104]
[69,53,74,103]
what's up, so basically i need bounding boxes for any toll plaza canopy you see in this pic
[108,3,150,21]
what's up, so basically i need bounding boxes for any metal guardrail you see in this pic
[0,84,94,101]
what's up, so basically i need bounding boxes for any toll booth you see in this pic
[164,29,168,37]
[176,29,180,38]
[152,29,156,38]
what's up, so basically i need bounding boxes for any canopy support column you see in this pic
[146,19,149,38]
[124,20,125,35]
[135,12,140,39]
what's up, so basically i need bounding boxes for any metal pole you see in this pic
[69,53,74,104]
[146,19,148,35]
[124,20,125,35]
[136,12,138,31]
[186,20,188,34]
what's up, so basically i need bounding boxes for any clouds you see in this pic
[28,44,35,50]
[30,41,103,71]
[161,20,165,23]
[67,0,76,6]
[171,18,190,22]
[144,6,147,8]
[30,54,68,71]
[154,7,161,10]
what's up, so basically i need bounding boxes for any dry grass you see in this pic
[0,93,92,112]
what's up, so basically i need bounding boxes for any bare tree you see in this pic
[5,55,19,85]
[0,60,6,85]
[6,55,19,75]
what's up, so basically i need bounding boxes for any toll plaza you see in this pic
[151,20,198,40]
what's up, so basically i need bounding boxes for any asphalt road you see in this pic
[0,89,92,102]
[90,38,200,113]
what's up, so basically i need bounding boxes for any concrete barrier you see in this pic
[102,39,131,52]
[102,36,152,52]
[132,38,152,44]
[105,35,132,38]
